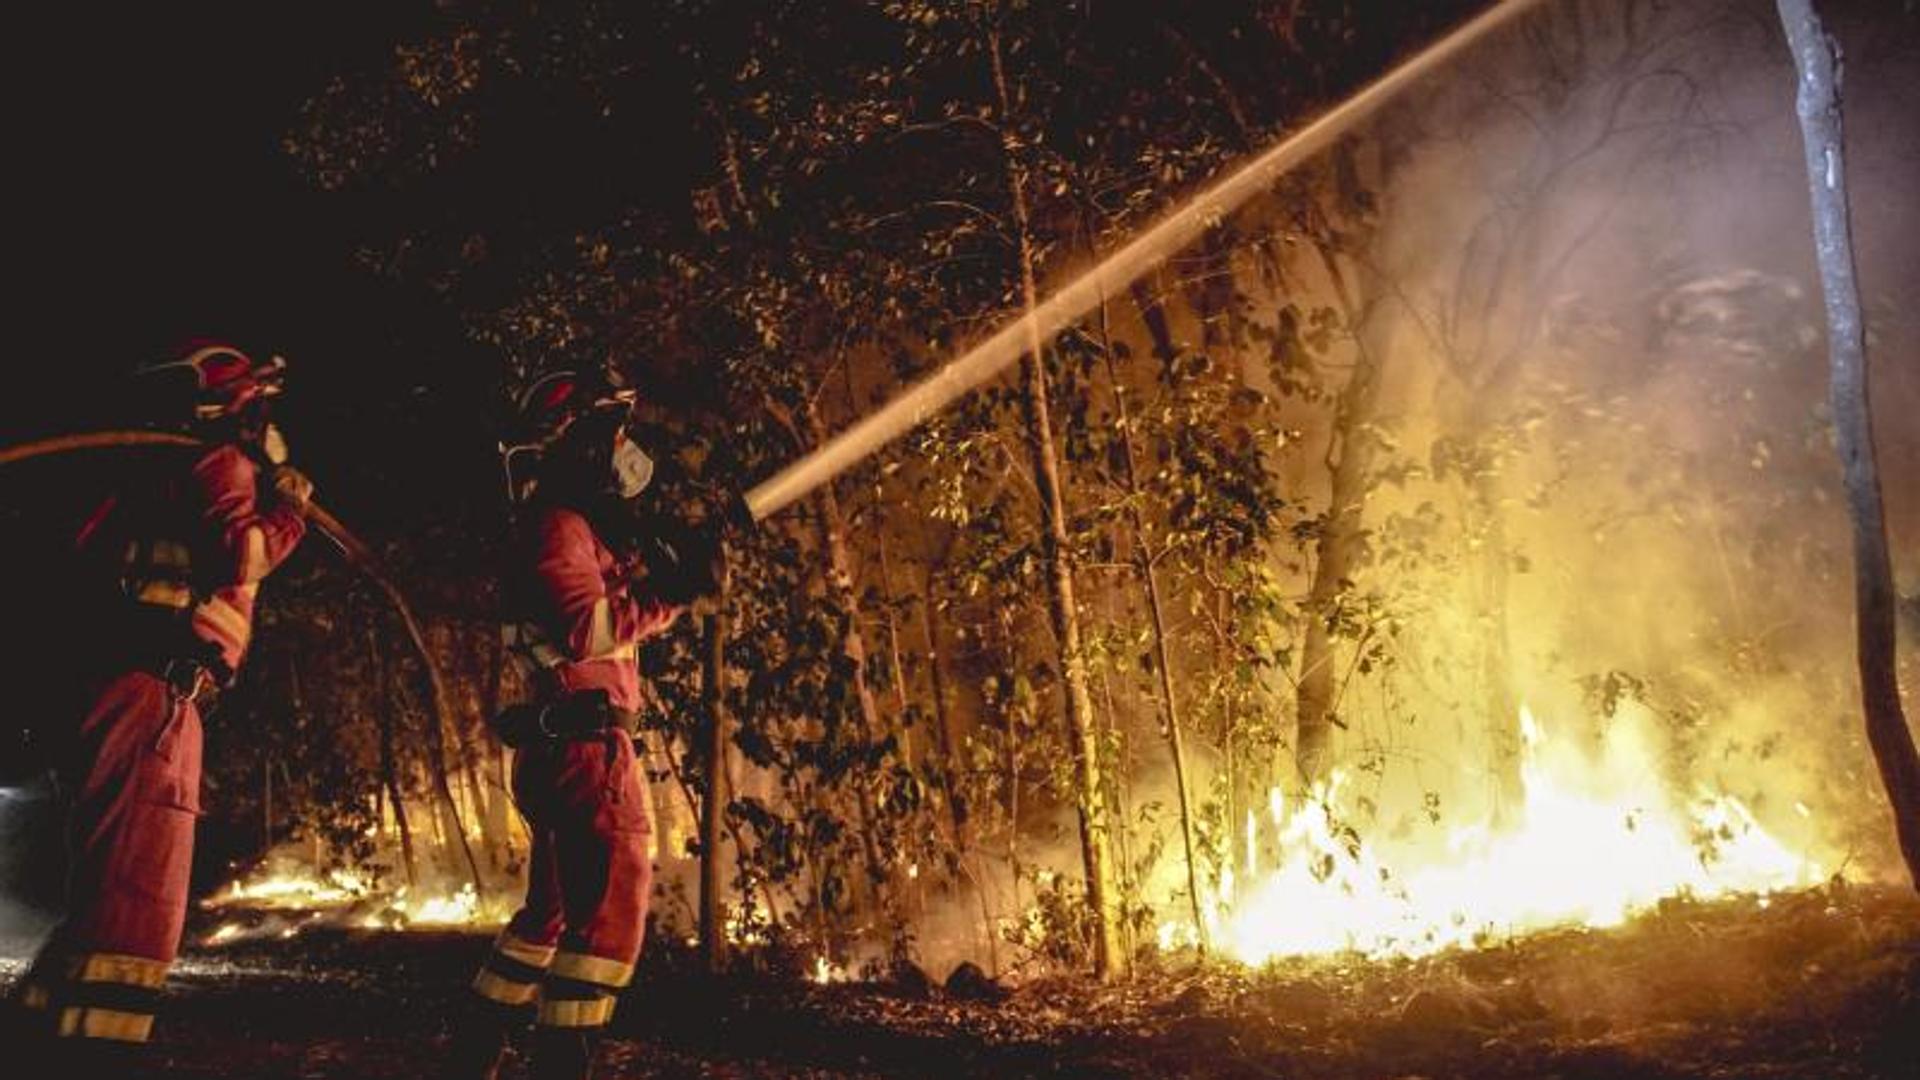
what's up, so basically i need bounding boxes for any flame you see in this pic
[203,863,507,943]
[810,955,849,984]
[401,882,484,925]
[1173,704,1822,963]
[208,866,374,908]
[724,903,772,947]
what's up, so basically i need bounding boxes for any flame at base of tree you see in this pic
[1162,704,1825,964]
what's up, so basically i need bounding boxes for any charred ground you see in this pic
[3,884,1910,1079]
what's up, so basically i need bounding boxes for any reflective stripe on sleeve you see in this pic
[239,525,269,583]
[195,595,252,645]
[585,598,619,658]
[583,641,640,665]
[134,581,194,608]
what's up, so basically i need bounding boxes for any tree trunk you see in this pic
[804,405,895,913]
[848,358,920,778]
[1094,660,1136,956]
[462,757,493,877]
[919,572,970,850]
[1129,277,1180,366]
[875,525,917,770]
[1294,239,1389,786]
[263,757,273,853]
[327,542,486,893]
[998,608,1024,917]
[990,25,1124,979]
[367,625,418,888]
[1469,478,1526,821]
[1095,295,1206,948]
[479,632,516,869]
[279,654,303,852]
[493,744,518,864]
[872,520,928,922]
[401,626,485,894]
[428,782,449,851]
[922,574,995,969]
[700,554,732,972]
[1776,0,1920,890]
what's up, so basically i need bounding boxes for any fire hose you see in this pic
[0,429,486,896]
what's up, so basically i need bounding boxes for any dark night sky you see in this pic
[12,7,399,389]
[5,2,711,542]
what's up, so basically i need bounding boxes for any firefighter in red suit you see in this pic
[449,371,716,1080]
[10,344,313,1067]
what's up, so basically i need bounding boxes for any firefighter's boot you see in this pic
[0,997,35,1059]
[530,1025,603,1080]
[440,1003,525,1080]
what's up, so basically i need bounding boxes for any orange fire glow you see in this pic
[1163,704,1824,963]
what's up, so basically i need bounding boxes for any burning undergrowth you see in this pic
[192,853,875,991]
[1158,702,1829,965]
[196,857,512,947]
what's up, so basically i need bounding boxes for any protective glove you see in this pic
[720,488,756,533]
[640,522,724,606]
[272,465,315,515]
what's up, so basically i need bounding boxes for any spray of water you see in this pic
[743,0,1550,520]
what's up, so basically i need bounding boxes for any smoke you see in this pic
[1296,0,1918,878]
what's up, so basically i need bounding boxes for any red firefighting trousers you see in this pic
[16,670,202,1043]
[471,727,652,1032]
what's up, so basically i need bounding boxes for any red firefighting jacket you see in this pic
[78,443,307,674]
[509,505,679,714]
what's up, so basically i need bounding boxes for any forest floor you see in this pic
[1,882,1915,1079]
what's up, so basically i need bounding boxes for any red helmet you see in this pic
[512,369,635,445]
[501,369,641,503]
[139,341,287,421]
